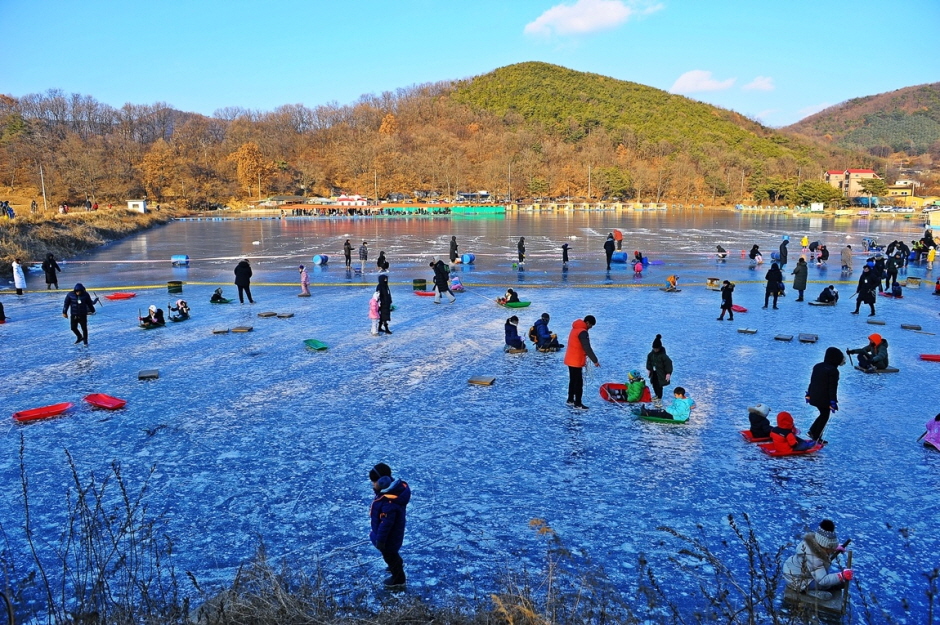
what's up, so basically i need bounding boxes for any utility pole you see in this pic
[39,163,48,212]
[588,164,592,201]
[508,161,512,203]
[374,171,378,204]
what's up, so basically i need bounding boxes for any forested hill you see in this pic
[453,62,836,163]
[784,82,940,157]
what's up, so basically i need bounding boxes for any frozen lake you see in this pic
[1,210,938,619]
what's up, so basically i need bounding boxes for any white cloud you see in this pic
[743,76,774,92]
[524,0,661,37]
[670,70,735,94]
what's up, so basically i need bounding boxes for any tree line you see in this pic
[0,71,887,210]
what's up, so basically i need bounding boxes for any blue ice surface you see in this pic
[1,212,938,617]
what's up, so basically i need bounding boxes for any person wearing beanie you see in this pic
[783,519,853,600]
[298,265,310,297]
[62,283,97,345]
[763,262,783,309]
[449,235,459,263]
[806,347,845,442]
[747,403,772,439]
[504,316,526,351]
[375,274,393,334]
[645,334,673,408]
[885,252,902,290]
[769,411,816,453]
[368,463,411,587]
[603,233,615,270]
[848,334,889,372]
[517,236,526,265]
[625,370,648,402]
[532,312,563,352]
[851,265,878,316]
[564,315,600,410]
[779,238,789,266]
[561,243,570,266]
[792,258,808,302]
[139,304,165,328]
[748,244,763,265]
[717,280,735,320]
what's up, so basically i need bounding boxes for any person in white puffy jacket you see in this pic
[12,258,26,295]
[783,519,854,600]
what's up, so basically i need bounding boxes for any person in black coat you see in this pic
[343,239,353,268]
[430,260,455,304]
[504,316,525,350]
[42,253,62,290]
[562,243,570,266]
[62,282,97,345]
[603,234,615,270]
[376,251,389,272]
[806,346,844,441]
[779,239,789,266]
[517,237,526,264]
[376,274,393,333]
[449,236,458,263]
[234,259,255,304]
[872,256,886,292]
[717,280,735,320]
[851,265,877,316]
[763,262,783,309]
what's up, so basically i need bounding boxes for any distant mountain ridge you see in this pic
[784,82,940,156]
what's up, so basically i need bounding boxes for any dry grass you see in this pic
[0,208,177,275]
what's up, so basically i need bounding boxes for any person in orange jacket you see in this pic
[770,411,816,452]
[564,315,600,410]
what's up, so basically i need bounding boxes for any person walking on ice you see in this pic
[368,463,411,588]
[62,283,97,345]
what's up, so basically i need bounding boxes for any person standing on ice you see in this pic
[564,315,599,410]
[763,262,783,309]
[368,462,411,588]
[368,292,380,335]
[517,237,526,265]
[645,334,673,407]
[429,259,455,304]
[806,346,844,442]
[717,280,734,320]
[234,259,255,304]
[449,235,459,263]
[841,245,853,272]
[11,258,27,295]
[42,253,61,290]
[850,265,877,316]
[343,239,353,268]
[603,233,615,270]
[62,282,96,345]
[298,265,310,297]
[375,274,393,334]
[779,237,789,265]
[359,241,369,272]
[792,257,808,302]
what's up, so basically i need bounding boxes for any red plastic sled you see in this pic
[600,383,652,403]
[758,442,824,457]
[105,292,137,300]
[13,402,74,422]
[740,430,771,443]
[920,354,940,362]
[414,291,435,297]
[84,393,127,410]
[732,305,748,312]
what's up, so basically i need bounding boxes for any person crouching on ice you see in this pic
[139,305,165,327]
[817,285,838,304]
[783,519,853,601]
[504,316,526,351]
[847,333,889,372]
[168,299,190,321]
[664,275,679,291]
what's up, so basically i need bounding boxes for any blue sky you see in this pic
[1,0,937,127]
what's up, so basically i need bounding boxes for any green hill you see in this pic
[784,82,940,156]
[452,62,831,162]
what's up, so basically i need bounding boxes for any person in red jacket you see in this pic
[770,411,816,453]
[564,315,600,410]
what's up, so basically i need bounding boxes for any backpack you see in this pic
[891,282,902,297]
[528,325,538,344]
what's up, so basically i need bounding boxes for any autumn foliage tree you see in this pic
[228,141,275,198]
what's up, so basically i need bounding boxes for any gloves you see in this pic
[838,569,854,582]
[835,544,847,554]
[830,400,838,412]
[805,395,811,404]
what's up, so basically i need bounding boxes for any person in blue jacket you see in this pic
[368,463,411,587]
[505,316,526,350]
[532,312,563,351]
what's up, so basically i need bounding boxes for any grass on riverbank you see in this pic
[0,208,177,275]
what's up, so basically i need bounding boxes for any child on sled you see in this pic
[639,387,695,420]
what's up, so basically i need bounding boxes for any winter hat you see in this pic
[776,411,794,429]
[149,305,157,313]
[368,463,392,481]
[628,370,642,381]
[508,316,519,324]
[541,312,550,321]
[299,265,305,270]
[868,333,882,345]
[73,283,84,291]
[652,334,663,349]
[748,403,770,418]
[814,519,838,550]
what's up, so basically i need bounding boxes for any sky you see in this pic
[1,0,938,128]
